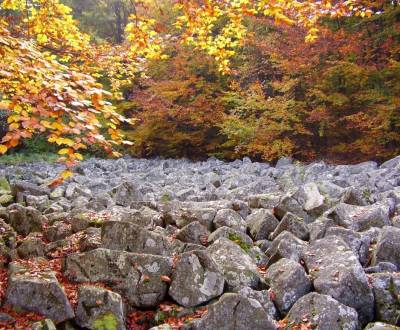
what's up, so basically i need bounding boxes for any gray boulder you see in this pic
[286,293,360,330]
[303,236,374,325]
[63,248,172,307]
[369,273,400,325]
[112,181,143,207]
[182,293,277,330]
[213,209,247,233]
[265,231,307,266]
[6,261,74,324]
[371,226,400,270]
[8,204,47,236]
[101,221,182,256]
[270,212,309,241]
[175,221,210,245]
[327,203,391,232]
[208,226,253,246]
[232,286,277,320]
[44,221,72,242]
[207,238,263,289]
[246,209,279,241]
[325,227,370,266]
[17,233,45,259]
[265,258,311,315]
[75,285,125,330]
[169,250,224,307]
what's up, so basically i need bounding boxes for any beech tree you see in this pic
[0,0,376,174]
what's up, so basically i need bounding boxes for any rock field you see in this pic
[0,155,400,329]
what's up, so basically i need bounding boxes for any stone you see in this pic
[309,216,336,241]
[11,180,50,197]
[79,227,102,251]
[248,193,281,209]
[274,192,310,223]
[265,258,311,315]
[44,221,72,242]
[0,218,17,258]
[63,248,173,307]
[371,226,400,270]
[8,204,47,236]
[101,221,182,256]
[112,181,144,207]
[265,231,307,266]
[231,286,277,320]
[246,209,279,241]
[169,250,224,307]
[75,285,125,330]
[302,236,374,325]
[325,226,370,265]
[294,182,326,215]
[17,233,45,259]
[286,293,360,330]
[270,212,309,241]
[365,323,400,330]
[365,262,398,274]
[175,221,210,245]
[213,209,247,233]
[208,226,253,246]
[32,319,57,330]
[369,273,400,325]
[182,293,277,330]
[327,203,391,232]
[6,261,74,324]
[207,238,264,289]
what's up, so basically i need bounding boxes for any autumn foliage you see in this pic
[0,0,398,169]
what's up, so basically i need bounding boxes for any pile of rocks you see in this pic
[0,155,400,330]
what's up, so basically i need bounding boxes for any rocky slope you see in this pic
[0,156,400,330]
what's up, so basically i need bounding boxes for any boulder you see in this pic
[207,238,264,289]
[8,204,47,236]
[325,226,370,265]
[6,261,74,324]
[327,203,391,232]
[369,273,400,325]
[265,258,311,315]
[246,209,279,241]
[63,248,173,307]
[270,212,309,241]
[371,226,400,270]
[285,293,360,330]
[302,236,374,325]
[208,226,253,246]
[175,221,210,245]
[17,233,45,259]
[182,293,277,330]
[75,285,125,330]
[112,181,143,207]
[44,221,72,242]
[232,286,277,320]
[265,231,307,266]
[213,209,247,233]
[101,221,182,256]
[169,250,224,307]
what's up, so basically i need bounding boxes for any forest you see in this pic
[0,0,399,174]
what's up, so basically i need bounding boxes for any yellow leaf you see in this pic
[0,145,7,154]
[74,153,83,160]
[37,34,48,44]
[58,148,71,155]
[60,170,73,179]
